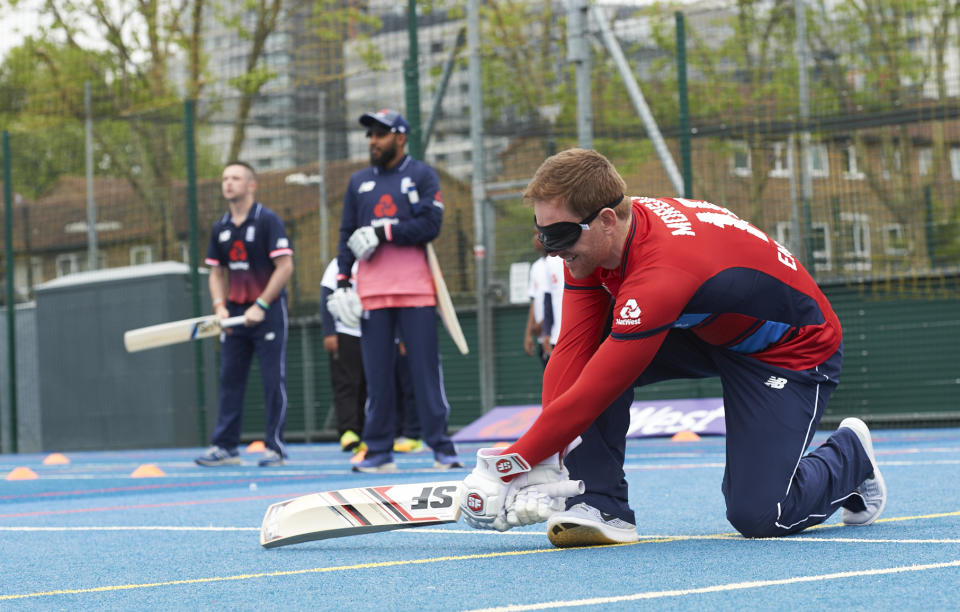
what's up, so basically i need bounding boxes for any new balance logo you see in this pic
[764,376,788,389]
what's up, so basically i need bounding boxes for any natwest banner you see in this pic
[453,398,726,442]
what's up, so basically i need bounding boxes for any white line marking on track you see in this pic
[462,559,960,611]
[2,527,957,544]
[413,530,960,544]
[0,469,369,480]
[401,528,546,536]
[0,526,258,532]
[9,458,960,482]
[781,536,960,544]
[878,459,960,466]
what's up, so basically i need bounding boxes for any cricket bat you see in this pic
[123,315,246,353]
[260,480,464,548]
[426,243,469,355]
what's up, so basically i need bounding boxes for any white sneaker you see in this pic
[546,503,638,548]
[258,449,285,467]
[839,418,887,526]
[195,445,241,467]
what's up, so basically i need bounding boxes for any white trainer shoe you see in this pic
[546,503,639,548]
[839,417,887,526]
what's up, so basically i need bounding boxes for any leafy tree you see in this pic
[807,0,960,242]
[641,0,960,266]
[0,42,92,198]
[644,0,800,226]
[0,0,212,258]
[0,0,369,259]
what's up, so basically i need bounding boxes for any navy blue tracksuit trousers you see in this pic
[211,299,289,457]
[360,306,455,457]
[564,329,875,537]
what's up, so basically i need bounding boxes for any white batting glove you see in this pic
[504,436,585,526]
[461,449,531,532]
[326,287,362,328]
[507,456,585,527]
[347,226,380,261]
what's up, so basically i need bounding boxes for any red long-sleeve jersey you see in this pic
[508,197,842,467]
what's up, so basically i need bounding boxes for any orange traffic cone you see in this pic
[6,467,39,480]
[43,453,70,465]
[130,464,166,478]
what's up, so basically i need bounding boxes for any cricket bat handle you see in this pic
[220,315,247,329]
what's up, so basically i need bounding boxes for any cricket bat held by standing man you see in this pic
[123,315,245,352]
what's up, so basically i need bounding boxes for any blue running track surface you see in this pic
[2,428,959,610]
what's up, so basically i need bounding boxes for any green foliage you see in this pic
[0,41,108,197]
[932,200,960,267]
[228,66,278,96]
[354,38,388,72]
[475,0,571,124]
[310,0,381,41]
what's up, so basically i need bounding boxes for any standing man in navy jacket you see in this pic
[197,161,294,468]
[327,109,461,472]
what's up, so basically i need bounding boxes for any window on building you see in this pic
[809,143,829,178]
[846,69,866,91]
[918,147,933,176]
[769,142,791,178]
[32,257,43,286]
[56,253,81,277]
[881,149,902,180]
[776,221,830,272]
[839,212,871,272]
[731,141,751,177]
[774,221,797,255]
[882,224,909,256]
[13,257,43,298]
[810,223,832,272]
[130,245,155,266]
[843,144,865,180]
[950,147,960,181]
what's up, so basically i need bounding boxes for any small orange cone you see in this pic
[246,440,265,453]
[43,453,70,465]
[6,466,39,480]
[492,441,511,448]
[671,430,701,442]
[130,464,166,478]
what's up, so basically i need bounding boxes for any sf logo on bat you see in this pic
[410,485,458,510]
[193,320,221,336]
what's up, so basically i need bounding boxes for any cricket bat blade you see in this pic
[123,315,246,352]
[260,481,464,548]
[426,243,469,355]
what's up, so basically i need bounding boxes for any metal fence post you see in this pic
[676,12,693,199]
[468,0,495,413]
[184,99,207,445]
[3,130,17,453]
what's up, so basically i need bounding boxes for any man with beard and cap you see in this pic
[327,108,462,472]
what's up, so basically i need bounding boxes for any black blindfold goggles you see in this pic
[535,194,624,254]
